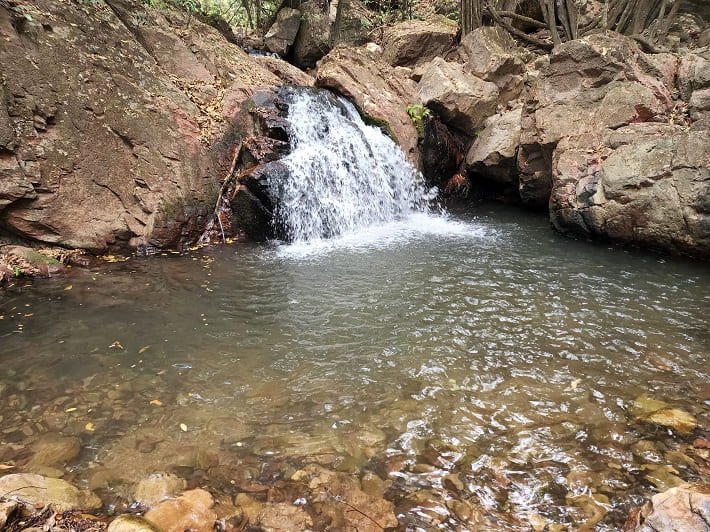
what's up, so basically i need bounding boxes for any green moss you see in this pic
[363,114,398,144]
[26,251,61,266]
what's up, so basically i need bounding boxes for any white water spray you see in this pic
[270,90,437,242]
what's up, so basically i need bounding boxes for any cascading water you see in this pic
[270,89,437,242]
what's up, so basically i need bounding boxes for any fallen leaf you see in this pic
[64,284,73,291]
[0,464,15,470]
[138,345,151,354]
[150,399,163,407]
[109,341,124,350]
[180,423,188,432]
[65,407,77,412]
[85,422,95,432]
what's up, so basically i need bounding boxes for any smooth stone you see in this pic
[133,473,187,507]
[626,483,710,531]
[28,434,81,468]
[144,489,216,532]
[0,473,100,512]
[646,408,697,435]
[107,515,162,532]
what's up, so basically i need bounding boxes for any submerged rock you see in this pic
[27,433,80,469]
[0,473,100,512]
[631,394,698,434]
[133,473,187,508]
[626,483,710,531]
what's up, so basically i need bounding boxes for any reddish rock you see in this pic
[315,46,420,164]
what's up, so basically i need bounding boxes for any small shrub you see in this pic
[406,104,431,137]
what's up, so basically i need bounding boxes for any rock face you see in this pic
[417,58,500,134]
[0,0,304,253]
[518,32,674,208]
[381,17,458,67]
[625,483,710,531]
[460,26,527,103]
[550,123,710,258]
[315,46,420,164]
[264,7,302,55]
[466,106,522,185]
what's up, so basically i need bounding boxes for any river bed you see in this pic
[1,205,708,530]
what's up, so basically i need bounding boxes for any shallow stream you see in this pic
[1,205,709,530]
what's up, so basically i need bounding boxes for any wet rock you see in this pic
[0,473,100,512]
[107,515,161,532]
[294,465,398,530]
[133,473,187,507]
[315,46,420,164]
[625,483,710,531]
[643,464,685,491]
[460,26,527,102]
[256,502,313,531]
[417,57,499,133]
[568,494,608,530]
[631,394,698,434]
[27,433,81,469]
[380,17,457,67]
[144,489,217,532]
[421,116,466,189]
[264,7,301,56]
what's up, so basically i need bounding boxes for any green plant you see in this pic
[406,104,431,137]
[13,267,21,278]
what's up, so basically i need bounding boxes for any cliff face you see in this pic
[0,0,309,253]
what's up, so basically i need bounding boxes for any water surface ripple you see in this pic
[1,205,708,530]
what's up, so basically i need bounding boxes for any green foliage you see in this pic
[406,104,431,137]
[13,267,21,278]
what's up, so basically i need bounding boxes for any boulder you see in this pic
[315,46,420,163]
[466,106,522,184]
[460,26,527,103]
[417,57,500,133]
[0,0,298,253]
[518,32,675,208]
[550,122,710,259]
[144,489,217,532]
[293,0,330,68]
[380,17,457,67]
[0,473,100,512]
[264,7,301,55]
[625,483,710,531]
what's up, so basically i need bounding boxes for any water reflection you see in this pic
[0,205,708,530]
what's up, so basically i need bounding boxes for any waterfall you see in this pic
[270,89,436,242]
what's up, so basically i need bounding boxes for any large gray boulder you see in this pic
[292,0,330,68]
[518,32,674,208]
[417,57,499,133]
[466,106,522,184]
[264,7,301,55]
[460,26,527,103]
[550,122,710,259]
[381,17,457,67]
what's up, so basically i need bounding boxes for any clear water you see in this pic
[1,205,709,530]
[272,90,435,241]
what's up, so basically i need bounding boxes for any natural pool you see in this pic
[1,205,709,530]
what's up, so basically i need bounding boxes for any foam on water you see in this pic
[273,212,492,259]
